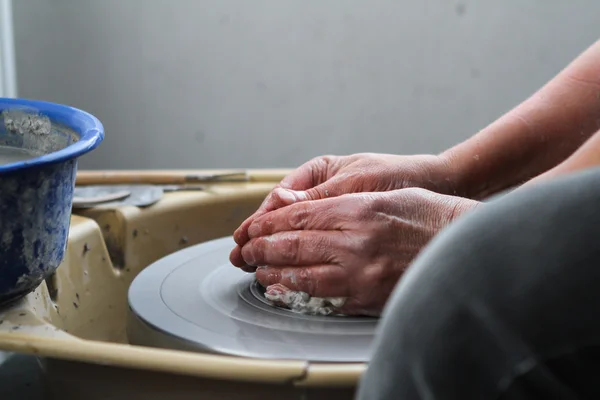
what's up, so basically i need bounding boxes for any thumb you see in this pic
[249,185,332,210]
[233,187,309,246]
[295,175,349,201]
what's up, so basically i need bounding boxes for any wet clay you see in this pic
[265,283,347,316]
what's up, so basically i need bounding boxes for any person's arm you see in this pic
[440,39,600,200]
[524,128,600,185]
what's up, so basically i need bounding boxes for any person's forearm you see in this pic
[524,128,600,185]
[440,39,600,200]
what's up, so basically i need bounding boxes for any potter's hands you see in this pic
[233,153,453,257]
[231,188,479,316]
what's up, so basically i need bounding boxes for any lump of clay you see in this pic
[264,283,346,316]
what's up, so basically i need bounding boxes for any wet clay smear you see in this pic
[264,283,346,316]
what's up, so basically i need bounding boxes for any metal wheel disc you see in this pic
[127,236,378,362]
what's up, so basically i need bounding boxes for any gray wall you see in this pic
[11,0,600,169]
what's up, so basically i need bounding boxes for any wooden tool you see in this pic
[76,170,249,185]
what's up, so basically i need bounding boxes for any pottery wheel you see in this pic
[127,236,378,362]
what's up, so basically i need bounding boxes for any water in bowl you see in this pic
[0,145,42,165]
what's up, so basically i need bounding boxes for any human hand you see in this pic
[231,188,479,316]
[232,153,454,270]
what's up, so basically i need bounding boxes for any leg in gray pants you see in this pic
[356,167,600,399]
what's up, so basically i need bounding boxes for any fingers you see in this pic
[232,186,358,269]
[241,231,347,266]
[266,174,355,208]
[247,194,371,239]
[229,245,257,272]
[233,188,299,245]
[229,245,244,267]
[256,265,349,298]
[295,174,349,201]
[277,156,331,191]
[233,157,336,246]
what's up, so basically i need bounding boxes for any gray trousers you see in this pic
[356,167,600,399]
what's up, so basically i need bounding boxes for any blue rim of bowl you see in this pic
[0,97,104,173]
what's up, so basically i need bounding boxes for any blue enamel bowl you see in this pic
[0,98,104,305]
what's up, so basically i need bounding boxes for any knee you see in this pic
[357,267,468,399]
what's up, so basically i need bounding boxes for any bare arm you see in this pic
[524,128,600,185]
[440,39,600,199]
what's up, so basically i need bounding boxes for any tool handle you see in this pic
[76,170,249,185]
[76,169,292,185]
